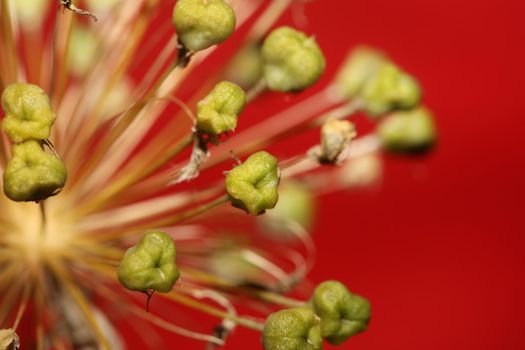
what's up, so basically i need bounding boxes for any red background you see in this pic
[94,0,525,348]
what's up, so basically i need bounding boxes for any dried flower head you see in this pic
[0,0,437,348]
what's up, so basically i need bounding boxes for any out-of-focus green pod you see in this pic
[224,43,264,89]
[334,47,386,99]
[262,27,325,92]
[260,181,316,238]
[360,62,421,117]
[377,106,436,153]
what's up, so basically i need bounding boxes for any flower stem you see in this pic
[182,268,307,309]
[163,291,265,332]
[39,201,47,236]
[148,194,230,229]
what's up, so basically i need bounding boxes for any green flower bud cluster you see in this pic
[319,119,357,164]
[377,106,436,153]
[172,0,236,52]
[226,151,280,215]
[335,47,386,99]
[263,307,322,350]
[1,83,67,202]
[118,230,180,293]
[262,281,370,350]
[335,47,421,117]
[196,81,246,136]
[262,26,326,92]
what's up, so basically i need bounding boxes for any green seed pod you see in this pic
[361,62,421,117]
[118,230,180,293]
[172,0,236,52]
[224,42,264,89]
[3,140,67,202]
[262,26,326,92]
[1,83,56,143]
[263,307,322,350]
[226,151,280,215]
[259,181,316,239]
[311,281,371,345]
[319,119,357,163]
[377,106,436,153]
[196,81,246,135]
[334,46,386,99]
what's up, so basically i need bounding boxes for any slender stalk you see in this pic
[182,268,306,309]
[134,194,230,232]
[163,291,265,332]
[13,283,31,330]
[39,201,47,236]
[0,0,18,84]
[245,79,267,103]
[73,133,194,216]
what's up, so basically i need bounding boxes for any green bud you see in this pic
[118,230,180,293]
[196,81,246,135]
[3,140,67,202]
[263,307,322,350]
[377,106,436,153]
[335,46,386,99]
[311,281,371,345]
[1,83,56,143]
[226,151,280,215]
[259,181,316,239]
[319,119,357,163]
[361,62,421,117]
[172,0,236,52]
[262,26,325,92]
[224,43,264,89]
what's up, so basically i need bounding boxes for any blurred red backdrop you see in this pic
[113,0,525,349]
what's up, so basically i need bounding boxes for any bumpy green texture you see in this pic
[118,231,180,293]
[224,43,264,89]
[172,0,236,52]
[196,81,246,135]
[3,140,67,202]
[335,47,386,99]
[1,83,56,143]
[263,307,322,350]
[262,26,325,92]
[361,62,421,117]
[320,119,357,163]
[226,151,280,215]
[311,281,371,345]
[377,107,436,153]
